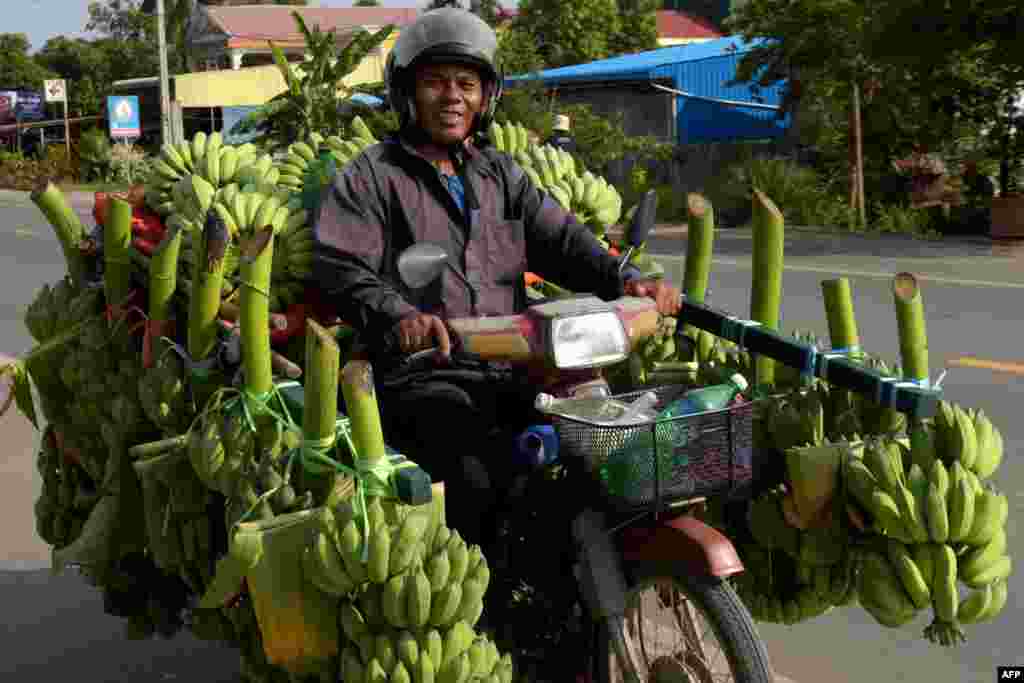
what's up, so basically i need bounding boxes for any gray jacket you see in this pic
[312,133,631,340]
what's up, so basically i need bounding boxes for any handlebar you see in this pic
[387,295,661,366]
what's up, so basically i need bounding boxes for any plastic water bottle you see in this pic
[610,391,660,425]
[534,393,633,423]
[599,374,749,502]
[657,373,749,420]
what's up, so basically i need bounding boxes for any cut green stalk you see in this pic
[682,193,716,359]
[683,193,715,304]
[340,359,387,464]
[821,278,861,352]
[104,197,134,316]
[303,320,354,506]
[186,214,229,362]
[238,226,275,396]
[148,224,183,324]
[892,272,930,383]
[31,181,87,288]
[128,434,188,460]
[303,320,340,445]
[750,188,785,389]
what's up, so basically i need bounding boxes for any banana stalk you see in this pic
[340,359,387,464]
[149,225,183,324]
[238,227,275,396]
[104,197,134,317]
[683,193,715,304]
[187,214,229,362]
[304,320,353,502]
[31,181,88,288]
[821,278,860,352]
[892,272,930,383]
[128,435,188,460]
[750,188,785,389]
[681,193,716,358]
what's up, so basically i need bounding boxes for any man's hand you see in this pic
[624,278,681,316]
[394,313,452,361]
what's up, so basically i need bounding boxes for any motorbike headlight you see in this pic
[549,311,629,370]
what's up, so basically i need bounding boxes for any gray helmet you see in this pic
[385,8,503,135]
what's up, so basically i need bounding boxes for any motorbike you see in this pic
[378,191,774,683]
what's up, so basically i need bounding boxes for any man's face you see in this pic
[412,62,484,146]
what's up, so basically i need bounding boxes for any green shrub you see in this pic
[869,200,939,236]
[706,156,856,228]
[79,127,112,182]
[108,142,151,185]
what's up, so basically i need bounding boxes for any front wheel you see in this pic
[597,563,773,683]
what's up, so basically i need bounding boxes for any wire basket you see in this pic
[549,384,759,513]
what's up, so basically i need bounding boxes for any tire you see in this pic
[596,562,773,683]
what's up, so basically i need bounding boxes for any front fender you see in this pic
[617,514,744,579]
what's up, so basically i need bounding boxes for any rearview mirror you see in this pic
[625,190,658,248]
[397,242,449,289]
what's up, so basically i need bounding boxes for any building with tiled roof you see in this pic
[184,5,722,72]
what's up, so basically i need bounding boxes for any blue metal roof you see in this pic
[504,36,789,144]
[505,36,768,86]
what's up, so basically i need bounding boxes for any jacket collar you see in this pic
[388,128,496,179]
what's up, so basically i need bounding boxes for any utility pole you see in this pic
[156,0,172,144]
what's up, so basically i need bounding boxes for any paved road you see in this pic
[649,228,1024,683]
[1,191,1022,682]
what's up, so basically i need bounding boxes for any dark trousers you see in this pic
[374,364,541,549]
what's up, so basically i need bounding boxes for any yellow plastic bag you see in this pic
[239,509,339,675]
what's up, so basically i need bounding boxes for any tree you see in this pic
[86,0,153,41]
[0,34,56,90]
[515,0,623,68]
[727,0,1024,203]
[230,11,394,150]
[496,25,545,76]
[610,0,660,56]
[423,0,462,10]
[34,37,110,117]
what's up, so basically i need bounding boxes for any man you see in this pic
[313,8,680,552]
[545,114,577,154]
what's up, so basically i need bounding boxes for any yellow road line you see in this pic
[948,357,1024,375]
[655,254,1024,290]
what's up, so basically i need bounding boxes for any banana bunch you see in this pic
[133,446,216,595]
[522,159,623,234]
[774,330,824,390]
[487,120,530,158]
[733,487,857,625]
[296,495,515,682]
[853,356,907,436]
[34,426,95,550]
[931,401,1004,479]
[487,120,623,234]
[761,381,829,453]
[339,618,514,683]
[841,439,1012,643]
[275,123,377,202]
[174,181,310,311]
[138,343,191,436]
[98,555,195,642]
[224,452,313,531]
[146,132,259,217]
[24,277,77,343]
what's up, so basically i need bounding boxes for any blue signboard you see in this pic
[107,95,141,138]
[15,91,45,121]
